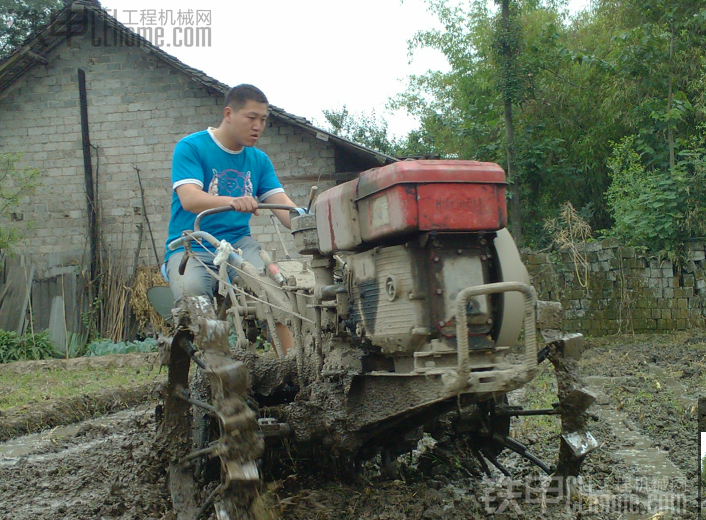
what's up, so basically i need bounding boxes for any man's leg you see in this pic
[231,236,295,355]
[166,250,218,304]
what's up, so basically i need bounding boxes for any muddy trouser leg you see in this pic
[165,238,264,304]
[166,250,220,304]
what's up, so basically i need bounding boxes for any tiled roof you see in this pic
[0,0,397,166]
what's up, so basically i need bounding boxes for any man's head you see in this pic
[219,84,269,150]
[224,84,268,112]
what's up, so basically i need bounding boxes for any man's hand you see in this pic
[230,195,259,216]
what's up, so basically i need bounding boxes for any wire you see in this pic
[187,233,315,299]
[187,248,316,324]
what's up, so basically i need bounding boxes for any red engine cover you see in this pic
[357,160,507,242]
[314,160,507,253]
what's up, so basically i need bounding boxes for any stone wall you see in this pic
[524,239,706,336]
[0,28,335,277]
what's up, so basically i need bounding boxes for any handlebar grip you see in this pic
[194,204,297,231]
[178,253,189,276]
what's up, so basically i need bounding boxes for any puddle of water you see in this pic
[584,375,687,519]
[0,408,148,467]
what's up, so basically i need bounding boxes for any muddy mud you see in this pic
[0,333,702,519]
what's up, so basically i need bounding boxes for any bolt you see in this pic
[457,249,463,254]
[436,289,443,295]
[486,318,493,325]
[480,238,487,245]
[438,321,445,328]
[433,256,440,263]
[481,255,487,261]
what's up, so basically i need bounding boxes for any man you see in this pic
[164,84,296,352]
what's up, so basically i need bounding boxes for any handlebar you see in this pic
[194,204,297,232]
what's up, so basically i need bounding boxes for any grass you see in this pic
[512,361,561,436]
[0,365,165,411]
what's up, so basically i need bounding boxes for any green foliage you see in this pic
[392,0,706,248]
[0,329,55,363]
[65,331,89,358]
[321,105,438,158]
[0,0,64,58]
[606,132,706,253]
[702,453,706,489]
[0,152,41,251]
[85,337,158,357]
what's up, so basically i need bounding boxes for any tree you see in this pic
[493,0,524,242]
[393,0,706,248]
[0,0,63,59]
[321,105,439,158]
[322,105,396,155]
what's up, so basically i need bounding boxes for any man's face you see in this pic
[224,100,269,149]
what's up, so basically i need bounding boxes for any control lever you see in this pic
[305,186,318,214]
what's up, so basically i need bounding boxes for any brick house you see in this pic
[0,0,396,279]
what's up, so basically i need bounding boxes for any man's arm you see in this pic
[176,183,261,215]
[262,191,297,229]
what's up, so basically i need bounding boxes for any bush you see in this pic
[85,337,158,357]
[606,133,706,254]
[0,330,56,363]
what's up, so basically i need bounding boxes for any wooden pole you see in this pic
[78,68,98,285]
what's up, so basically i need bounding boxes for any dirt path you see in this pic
[0,334,702,519]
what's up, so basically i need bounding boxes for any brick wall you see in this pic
[0,30,335,276]
[524,239,706,336]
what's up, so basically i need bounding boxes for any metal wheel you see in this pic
[157,298,264,520]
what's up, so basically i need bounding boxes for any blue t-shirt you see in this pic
[165,128,284,262]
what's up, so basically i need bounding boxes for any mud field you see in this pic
[0,334,703,519]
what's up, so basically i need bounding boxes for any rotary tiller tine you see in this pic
[480,448,511,477]
[495,435,552,475]
[194,483,223,520]
[471,448,493,477]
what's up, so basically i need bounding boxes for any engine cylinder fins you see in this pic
[492,228,530,348]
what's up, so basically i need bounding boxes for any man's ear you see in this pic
[223,106,232,122]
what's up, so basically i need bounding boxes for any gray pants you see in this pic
[165,235,264,303]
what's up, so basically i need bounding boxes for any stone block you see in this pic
[597,249,614,262]
[586,242,602,253]
[619,246,636,258]
[657,319,673,330]
[689,250,705,262]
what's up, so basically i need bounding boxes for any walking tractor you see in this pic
[154,160,598,519]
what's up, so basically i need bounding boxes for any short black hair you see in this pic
[224,84,268,111]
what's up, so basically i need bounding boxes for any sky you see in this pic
[102,0,591,138]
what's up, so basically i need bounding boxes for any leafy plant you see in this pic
[606,133,706,255]
[0,152,41,252]
[0,329,55,363]
[65,331,89,358]
[85,337,158,357]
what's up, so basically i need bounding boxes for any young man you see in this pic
[164,84,296,352]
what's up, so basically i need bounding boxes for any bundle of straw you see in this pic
[97,252,131,342]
